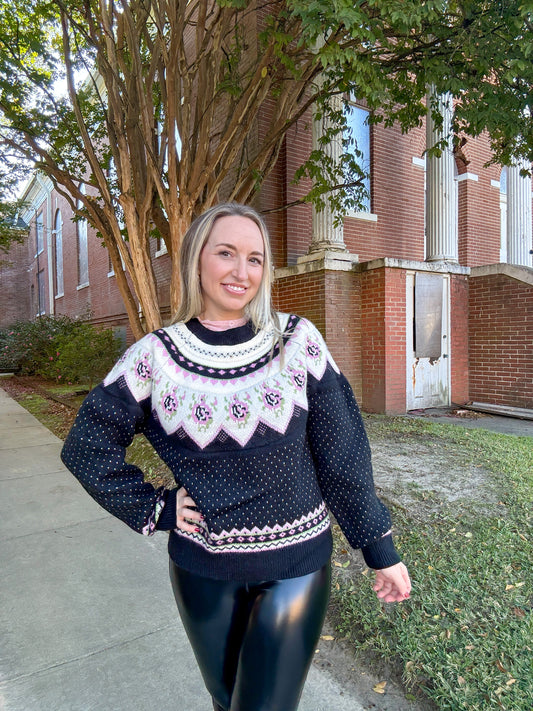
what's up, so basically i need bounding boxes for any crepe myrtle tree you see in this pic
[0,0,531,338]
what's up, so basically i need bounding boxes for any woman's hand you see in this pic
[373,562,411,603]
[175,487,203,532]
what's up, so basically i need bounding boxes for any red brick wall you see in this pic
[457,137,501,267]
[469,272,533,408]
[273,270,326,334]
[344,121,426,263]
[52,191,128,328]
[273,269,363,399]
[360,266,407,414]
[360,268,385,412]
[324,270,361,395]
[0,239,31,327]
[450,274,469,404]
[282,120,314,264]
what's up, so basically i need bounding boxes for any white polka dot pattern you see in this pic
[61,314,399,580]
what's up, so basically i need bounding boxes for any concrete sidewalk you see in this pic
[0,387,365,711]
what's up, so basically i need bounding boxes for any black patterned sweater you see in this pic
[61,314,400,581]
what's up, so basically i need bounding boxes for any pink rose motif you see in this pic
[290,369,306,390]
[262,388,282,410]
[192,400,212,425]
[162,392,178,413]
[229,398,249,422]
[136,358,151,380]
[306,339,321,359]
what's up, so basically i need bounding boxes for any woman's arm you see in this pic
[61,338,171,535]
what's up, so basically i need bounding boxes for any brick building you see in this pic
[2,97,532,414]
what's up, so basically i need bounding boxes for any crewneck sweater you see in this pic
[61,314,400,581]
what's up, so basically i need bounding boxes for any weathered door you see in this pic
[406,272,450,410]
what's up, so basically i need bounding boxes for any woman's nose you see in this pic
[232,257,249,281]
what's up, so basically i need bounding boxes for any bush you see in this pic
[0,316,74,374]
[44,323,122,388]
[0,316,122,387]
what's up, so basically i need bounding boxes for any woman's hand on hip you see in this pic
[175,487,203,532]
[373,562,411,603]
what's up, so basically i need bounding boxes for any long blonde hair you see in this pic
[172,203,278,333]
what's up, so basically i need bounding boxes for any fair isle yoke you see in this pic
[61,314,400,581]
[103,313,333,450]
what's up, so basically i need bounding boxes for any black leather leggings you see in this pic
[169,560,331,711]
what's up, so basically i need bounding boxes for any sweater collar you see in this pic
[185,318,257,346]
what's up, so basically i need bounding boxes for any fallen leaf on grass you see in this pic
[320,635,335,641]
[458,676,467,686]
[495,660,508,673]
[373,681,387,694]
[511,607,525,618]
[506,679,516,686]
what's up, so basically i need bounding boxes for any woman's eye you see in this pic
[218,250,232,257]
[249,257,263,265]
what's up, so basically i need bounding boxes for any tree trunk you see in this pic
[169,208,194,317]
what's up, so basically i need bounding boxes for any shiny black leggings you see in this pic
[169,560,331,711]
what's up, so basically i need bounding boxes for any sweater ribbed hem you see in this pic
[168,527,333,581]
[361,533,401,569]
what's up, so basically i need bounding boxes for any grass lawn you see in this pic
[332,418,532,711]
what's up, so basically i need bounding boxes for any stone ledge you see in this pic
[356,257,470,275]
[274,250,359,280]
[470,263,533,285]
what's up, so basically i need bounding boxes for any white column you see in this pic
[309,94,347,253]
[507,160,532,266]
[425,91,458,262]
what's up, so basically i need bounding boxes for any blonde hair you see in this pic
[172,203,278,332]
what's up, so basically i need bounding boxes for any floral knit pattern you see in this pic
[103,315,334,450]
[61,314,398,582]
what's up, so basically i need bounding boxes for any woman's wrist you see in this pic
[361,532,401,569]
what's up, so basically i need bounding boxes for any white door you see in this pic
[406,272,450,410]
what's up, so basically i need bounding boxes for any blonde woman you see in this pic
[62,203,411,711]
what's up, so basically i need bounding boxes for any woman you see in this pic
[61,202,411,711]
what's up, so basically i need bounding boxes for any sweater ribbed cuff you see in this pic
[361,533,401,569]
[155,488,178,531]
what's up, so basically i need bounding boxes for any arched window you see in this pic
[77,184,89,287]
[53,209,64,296]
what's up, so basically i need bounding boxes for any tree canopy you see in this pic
[0,0,531,337]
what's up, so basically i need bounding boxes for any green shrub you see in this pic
[0,316,75,374]
[43,323,122,388]
[0,316,122,386]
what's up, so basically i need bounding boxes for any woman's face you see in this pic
[198,215,265,321]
